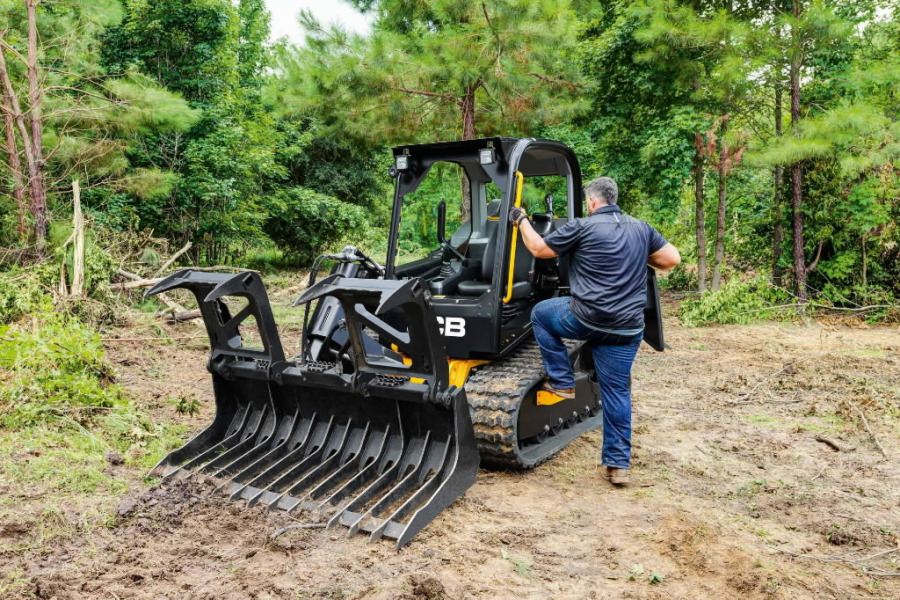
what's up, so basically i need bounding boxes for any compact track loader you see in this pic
[146,137,665,548]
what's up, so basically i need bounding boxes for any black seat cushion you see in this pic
[457,280,490,296]
[457,279,532,299]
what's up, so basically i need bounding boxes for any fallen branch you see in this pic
[733,302,895,317]
[853,405,889,460]
[153,241,192,277]
[117,268,143,281]
[117,269,203,329]
[183,265,251,273]
[814,435,856,453]
[167,309,201,323]
[101,335,205,342]
[110,277,163,290]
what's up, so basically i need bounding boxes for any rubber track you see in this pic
[464,339,583,469]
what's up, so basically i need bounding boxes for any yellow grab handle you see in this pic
[504,171,525,304]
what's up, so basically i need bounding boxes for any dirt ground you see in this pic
[2,302,899,599]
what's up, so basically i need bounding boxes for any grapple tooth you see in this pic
[146,271,479,548]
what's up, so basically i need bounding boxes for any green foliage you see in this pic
[172,395,201,416]
[274,0,585,143]
[648,571,665,584]
[578,2,708,213]
[95,0,281,263]
[102,0,240,104]
[264,188,368,266]
[0,271,54,325]
[659,263,697,291]
[680,275,794,327]
[0,311,124,428]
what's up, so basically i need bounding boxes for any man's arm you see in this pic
[648,243,681,270]
[517,219,558,259]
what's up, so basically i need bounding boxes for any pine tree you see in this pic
[272,0,584,221]
[623,0,756,290]
[0,0,198,252]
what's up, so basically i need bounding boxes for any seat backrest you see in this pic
[481,223,500,280]
[481,222,536,285]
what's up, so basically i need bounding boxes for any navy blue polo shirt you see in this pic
[543,205,668,330]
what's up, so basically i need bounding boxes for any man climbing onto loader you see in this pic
[511,176,681,486]
[144,139,676,547]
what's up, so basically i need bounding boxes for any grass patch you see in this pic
[0,308,189,560]
[742,414,781,428]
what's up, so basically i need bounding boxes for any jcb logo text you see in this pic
[436,316,466,337]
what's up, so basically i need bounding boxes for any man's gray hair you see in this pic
[584,177,619,206]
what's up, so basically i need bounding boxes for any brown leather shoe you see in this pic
[539,381,575,400]
[603,466,629,486]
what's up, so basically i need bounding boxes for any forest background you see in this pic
[0,0,899,415]
[1,0,898,318]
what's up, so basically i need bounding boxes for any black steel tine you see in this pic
[359,433,435,539]
[278,420,368,512]
[304,423,376,505]
[159,402,253,479]
[318,427,392,513]
[370,435,452,541]
[223,411,314,497]
[176,401,266,475]
[327,432,405,531]
[236,414,327,502]
[198,404,276,474]
[211,408,299,484]
[344,432,431,536]
[262,418,351,511]
[246,416,336,507]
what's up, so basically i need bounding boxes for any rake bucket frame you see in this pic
[146,269,479,548]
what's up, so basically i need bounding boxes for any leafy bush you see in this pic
[0,246,118,326]
[680,275,794,326]
[0,269,54,324]
[659,263,697,291]
[264,187,368,265]
[0,311,126,428]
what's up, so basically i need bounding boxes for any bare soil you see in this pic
[3,305,899,599]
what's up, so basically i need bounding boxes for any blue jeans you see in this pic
[531,297,643,469]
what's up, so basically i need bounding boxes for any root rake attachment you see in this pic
[146,270,479,548]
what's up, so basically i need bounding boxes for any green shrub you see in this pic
[680,275,794,326]
[264,187,368,266]
[0,269,53,324]
[659,263,697,291]
[0,229,119,325]
[0,311,126,428]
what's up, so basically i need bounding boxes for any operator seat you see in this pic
[457,209,553,300]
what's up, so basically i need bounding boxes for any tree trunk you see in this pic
[772,83,785,287]
[789,0,806,301]
[0,45,43,250]
[694,151,707,292]
[71,180,85,297]
[26,0,48,252]
[1,87,27,239]
[861,234,867,287]
[459,86,476,225]
[712,160,727,291]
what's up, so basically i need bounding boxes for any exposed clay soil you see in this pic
[3,303,899,599]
